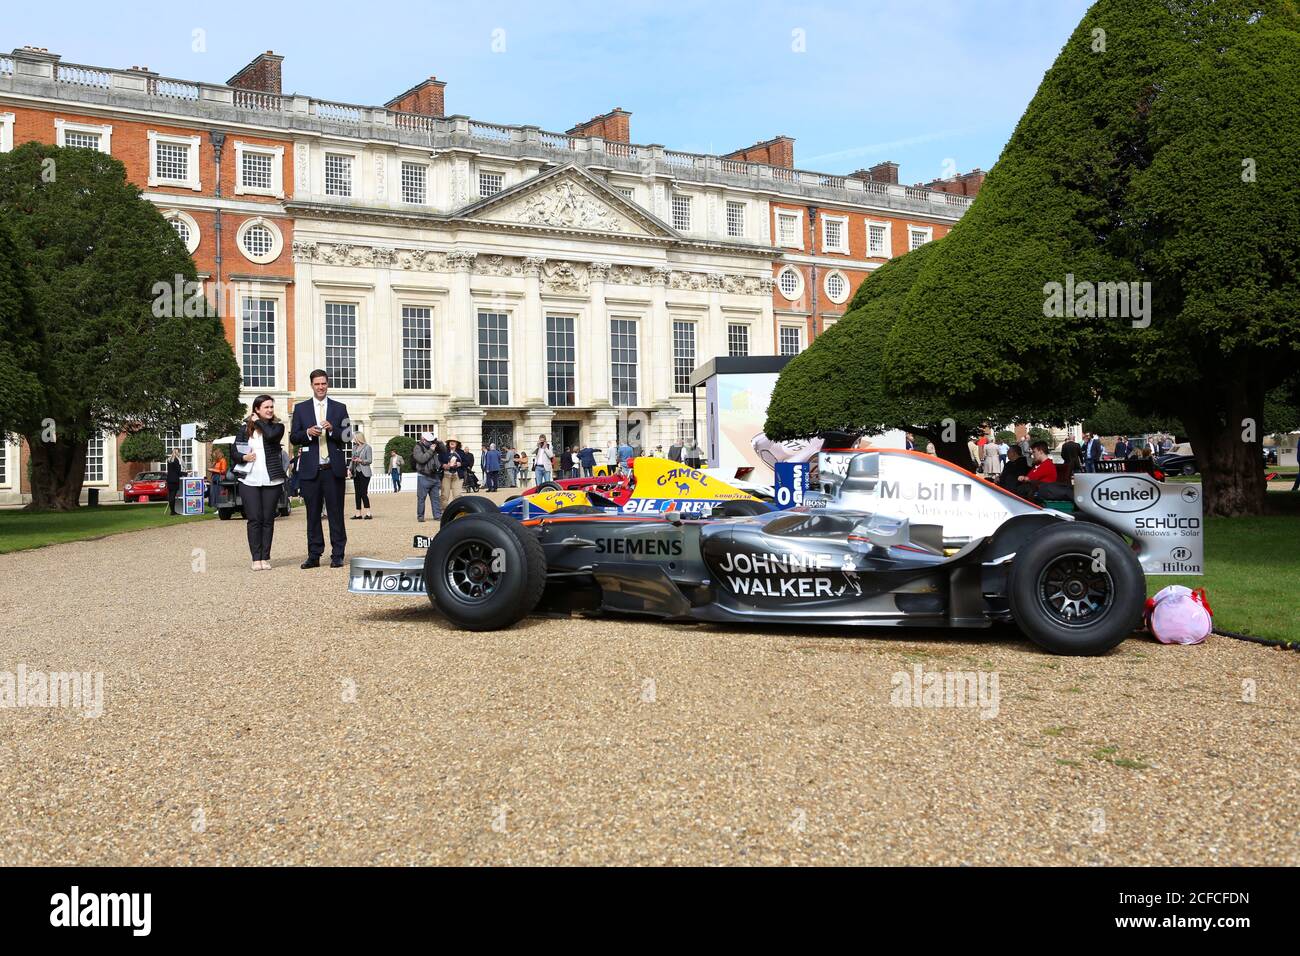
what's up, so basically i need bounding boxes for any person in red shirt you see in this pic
[1019,441,1058,485]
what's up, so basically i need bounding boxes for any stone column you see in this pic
[444,401,486,462]
[523,407,556,473]
[706,273,727,361]
[587,261,612,406]
[447,250,477,401]
[521,256,547,408]
[589,407,620,459]
[648,266,673,407]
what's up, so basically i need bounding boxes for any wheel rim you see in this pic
[1036,552,1114,627]
[444,539,502,603]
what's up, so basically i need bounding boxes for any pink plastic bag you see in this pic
[1144,585,1213,645]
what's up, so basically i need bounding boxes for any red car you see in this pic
[124,471,169,503]
[514,470,633,506]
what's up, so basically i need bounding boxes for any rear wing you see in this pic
[1071,474,1203,575]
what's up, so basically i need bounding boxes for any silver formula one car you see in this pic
[350,450,1203,655]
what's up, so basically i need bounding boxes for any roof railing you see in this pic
[6,49,975,214]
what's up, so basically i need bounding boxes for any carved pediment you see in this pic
[465,173,661,238]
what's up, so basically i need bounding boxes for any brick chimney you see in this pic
[921,167,986,196]
[227,51,284,95]
[849,161,899,185]
[386,76,447,117]
[724,136,794,169]
[567,108,631,144]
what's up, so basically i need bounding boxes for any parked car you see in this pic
[123,471,169,503]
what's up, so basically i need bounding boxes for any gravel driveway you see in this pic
[1,492,1295,865]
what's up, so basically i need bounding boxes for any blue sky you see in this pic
[7,0,1094,183]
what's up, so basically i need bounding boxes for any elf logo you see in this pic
[1091,476,1160,513]
[50,886,151,936]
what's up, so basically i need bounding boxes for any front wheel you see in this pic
[1008,523,1144,655]
[424,514,547,630]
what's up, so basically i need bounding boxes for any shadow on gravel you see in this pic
[354,604,1147,658]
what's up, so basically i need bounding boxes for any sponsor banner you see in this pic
[348,560,427,595]
[773,462,809,510]
[628,458,756,503]
[181,495,204,516]
[620,498,718,515]
[715,547,860,599]
[1073,474,1204,575]
[593,536,684,557]
[182,477,204,497]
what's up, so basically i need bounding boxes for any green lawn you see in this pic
[0,501,213,554]
[1146,493,1300,645]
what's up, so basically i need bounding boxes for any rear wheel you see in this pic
[218,509,234,521]
[537,481,563,493]
[1008,523,1144,655]
[1181,462,1196,476]
[440,495,498,528]
[424,514,547,630]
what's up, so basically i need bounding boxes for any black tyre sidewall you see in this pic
[538,481,563,493]
[424,514,547,630]
[439,495,498,528]
[1008,523,1144,655]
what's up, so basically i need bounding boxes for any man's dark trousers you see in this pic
[300,471,346,561]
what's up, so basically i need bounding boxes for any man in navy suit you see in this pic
[290,369,349,568]
[1083,432,1104,473]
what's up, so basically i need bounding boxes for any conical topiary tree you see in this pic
[886,0,1300,516]
[764,240,1087,468]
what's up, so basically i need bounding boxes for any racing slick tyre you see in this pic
[440,495,498,528]
[537,481,563,493]
[1008,523,1145,655]
[710,500,770,518]
[424,513,547,630]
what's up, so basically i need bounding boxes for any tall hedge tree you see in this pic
[0,214,43,442]
[886,0,1300,516]
[0,143,243,510]
[764,241,1092,467]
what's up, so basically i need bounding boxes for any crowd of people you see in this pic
[938,429,1178,502]
[216,389,707,562]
